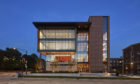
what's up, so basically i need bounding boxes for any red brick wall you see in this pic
[88,16,104,72]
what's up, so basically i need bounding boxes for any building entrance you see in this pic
[78,64,89,72]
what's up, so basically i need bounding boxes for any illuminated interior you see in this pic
[103,16,108,61]
[39,28,75,51]
[39,28,89,72]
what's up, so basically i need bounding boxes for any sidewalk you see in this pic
[0,72,17,79]
[121,74,140,78]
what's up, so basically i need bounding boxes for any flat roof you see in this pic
[33,22,91,29]
[123,43,140,50]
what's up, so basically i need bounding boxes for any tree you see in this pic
[0,49,5,70]
[35,58,45,72]
[0,48,42,71]
[0,48,22,70]
[22,53,39,71]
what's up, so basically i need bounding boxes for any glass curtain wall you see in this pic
[40,29,75,39]
[39,28,75,51]
[46,54,75,62]
[76,30,89,72]
[103,16,108,61]
[76,31,88,62]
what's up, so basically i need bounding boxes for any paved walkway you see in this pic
[0,72,17,79]
[0,78,140,84]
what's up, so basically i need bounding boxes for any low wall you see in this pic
[26,73,115,77]
[27,73,80,77]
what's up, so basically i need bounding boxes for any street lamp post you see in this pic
[130,62,134,75]
[25,60,28,75]
[130,47,134,75]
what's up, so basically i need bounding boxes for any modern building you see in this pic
[110,58,122,73]
[123,43,140,74]
[33,16,110,73]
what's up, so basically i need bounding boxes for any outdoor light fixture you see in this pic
[130,62,134,65]
[13,48,16,50]
[125,66,128,70]
[13,47,28,55]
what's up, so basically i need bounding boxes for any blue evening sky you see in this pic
[0,0,140,59]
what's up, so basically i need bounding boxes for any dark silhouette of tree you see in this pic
[0,49,5,70]
[0,48,43,72]
[22,53,39,71]
[0,48,21,70]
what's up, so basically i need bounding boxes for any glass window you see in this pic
[40,28,75,39]
[76,31,88,62]
[40,40,75,50]
[103,16,108,61]
[39,28,75,51]
[46,54,75,62]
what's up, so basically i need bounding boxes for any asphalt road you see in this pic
[0,78,140,84]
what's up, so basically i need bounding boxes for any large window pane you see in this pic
[103,16,108,61]
[39,28,75,39]
[40,40,75,50]
[76,31,88,62]
[39,28,75,51]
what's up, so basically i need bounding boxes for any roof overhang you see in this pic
[33,22,91,29]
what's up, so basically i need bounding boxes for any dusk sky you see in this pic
[0,0,140,59]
